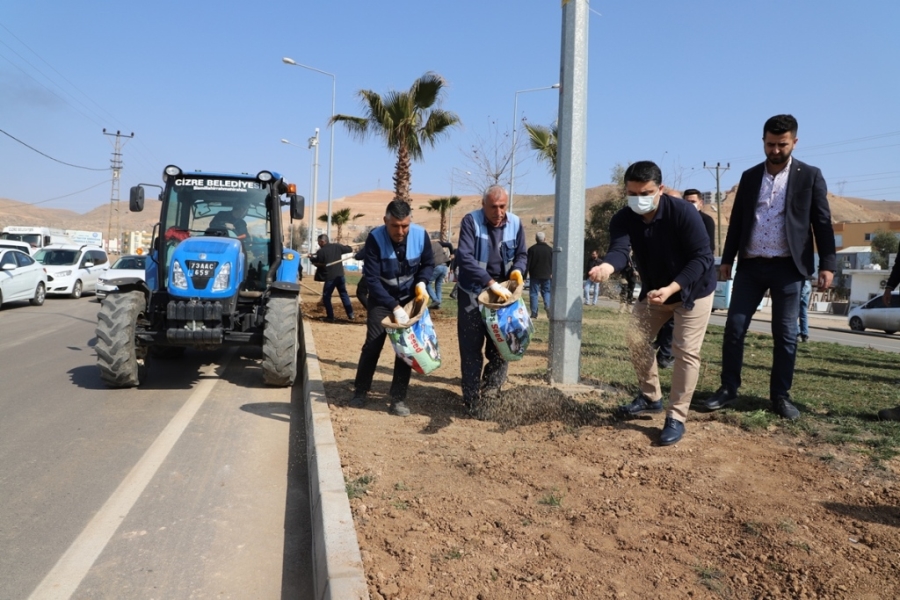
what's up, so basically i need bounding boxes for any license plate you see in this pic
[187,260,217,277]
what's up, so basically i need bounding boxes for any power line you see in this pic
[24,178,112,206]
[0,127,107,171]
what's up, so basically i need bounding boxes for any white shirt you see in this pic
[746,157,792,259]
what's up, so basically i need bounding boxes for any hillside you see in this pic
[2,183,899,247]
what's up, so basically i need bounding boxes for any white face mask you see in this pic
[627,192,657,215]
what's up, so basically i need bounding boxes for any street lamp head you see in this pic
[551,83,561,89]
[282,57,297,65]
[281,139,291,144]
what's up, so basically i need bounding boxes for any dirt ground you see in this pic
[304,288,900,600]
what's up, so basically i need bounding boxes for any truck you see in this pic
[95,164,305,387]
[0,226,72,255]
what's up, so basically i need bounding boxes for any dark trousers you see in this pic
[457,291,508,407]
[721,257,803,399]
[323,276,353,319]
[528,278,551,317]
[353,305,411,400]
[655,317,674,362]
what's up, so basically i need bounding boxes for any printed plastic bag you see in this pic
[382,299,441,374]
[477,280,534,361]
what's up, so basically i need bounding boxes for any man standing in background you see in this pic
[309,234,355,323]
[526,231,553,318]
[426,236,454,310]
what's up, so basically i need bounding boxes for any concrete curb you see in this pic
[301,320,369,600]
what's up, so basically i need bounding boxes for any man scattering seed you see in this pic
[455,185,527,418]
[589,161,716,446]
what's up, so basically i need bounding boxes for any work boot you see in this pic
[390,400,411,417]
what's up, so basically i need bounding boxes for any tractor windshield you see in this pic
[159,176,274,288]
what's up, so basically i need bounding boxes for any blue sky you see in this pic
[1,0,898,214]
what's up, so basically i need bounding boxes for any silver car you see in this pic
[96,254,147,300]
[848,292,900,334]
[0,249,47,308]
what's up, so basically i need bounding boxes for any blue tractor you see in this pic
[96,165,305,387]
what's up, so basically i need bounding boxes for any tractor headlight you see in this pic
[256,170,273,183]
[211,262,231,291]
[171,261,188,289]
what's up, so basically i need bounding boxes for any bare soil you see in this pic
[305,291,900,600]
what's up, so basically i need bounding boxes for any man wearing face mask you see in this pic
[654,189,717,368]
[456,185,528,417]
[589,161,716,445]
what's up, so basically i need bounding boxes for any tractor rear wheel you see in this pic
[262,295,300,386]
[96,291,148,387]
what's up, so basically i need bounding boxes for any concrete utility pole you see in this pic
[548,0,589,384]
[103,129,134,254]
[703,161,730,256]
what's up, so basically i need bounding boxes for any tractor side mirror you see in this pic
[290,194,305,220]
[129,186,145,212]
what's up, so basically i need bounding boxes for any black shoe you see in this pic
[390,400,411,417]
[531,313,538,319]
[659,417,685,446]
[616,393,663,417]
[799,334,808,343]
[878,406,900,421]
[657,356,674,370]
[349,392,367,408]
[347,313,355,321]
[429,302,441,310]
[323,316,335,323]
[704,387,737,411]
[772,395,800,420]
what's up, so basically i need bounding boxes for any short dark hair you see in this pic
[623,161,662,186]
[683,188,703,200]
[763,114,798,136]
[385,199,411,220]
[317,234,329,244]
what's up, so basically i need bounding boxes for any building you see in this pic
[832,221,900,251]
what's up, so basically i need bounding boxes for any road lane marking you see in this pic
[28,350,235,600]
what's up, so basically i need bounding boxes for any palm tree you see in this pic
[330,72,461,204]
[420,196,462,242]
[319,207,363,243]
[524,122,558,176]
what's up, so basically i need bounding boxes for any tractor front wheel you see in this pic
[261,295,300,386]
[96,291,148,387]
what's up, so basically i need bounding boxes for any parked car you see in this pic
[0,240,34,255]
[96,254,147,300]
[33,244,109,298]
[848,292,900,334]
[0,248,47,308]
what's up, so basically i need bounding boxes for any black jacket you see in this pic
[526,241,553,280]
[722,159,836,275]
[310,243,353,281]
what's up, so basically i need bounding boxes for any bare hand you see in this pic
[718,263,732,281]
[816,270,833,290]
[589,263,614,283]
[646,287,673,305]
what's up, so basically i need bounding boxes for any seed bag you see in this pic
[477,280,534,362]
[382,299,441,375]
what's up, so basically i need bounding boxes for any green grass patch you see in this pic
[538,488,564,508]
[575,307,900,463]
[345,474,374,499]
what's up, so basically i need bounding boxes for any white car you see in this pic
[0,240,35,255]
[0,248,47,308]
[96,254,147,300]
[848,292,900,334]
[34,244,109,298]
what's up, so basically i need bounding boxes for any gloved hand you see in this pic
[510,270,524,286]
[415,282,428,301]
[393,306,410,325]
[489,281,513,302]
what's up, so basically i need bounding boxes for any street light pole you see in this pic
[283,57,336,241]
[509,83,560,212]
[308,129,320,275]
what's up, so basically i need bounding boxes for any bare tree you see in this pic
[457,117,531,193]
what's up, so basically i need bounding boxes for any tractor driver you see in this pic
[210,199,250,241]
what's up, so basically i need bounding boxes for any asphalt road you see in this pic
[0,296,312,599]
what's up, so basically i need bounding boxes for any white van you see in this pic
[34,244,109,298]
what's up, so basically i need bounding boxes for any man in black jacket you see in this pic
[526,231,553,318]
[655,188,717,368]
[704,114,836,420]
[309,234,355,322]
[877,243,900,421]
[589,161,716,446]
